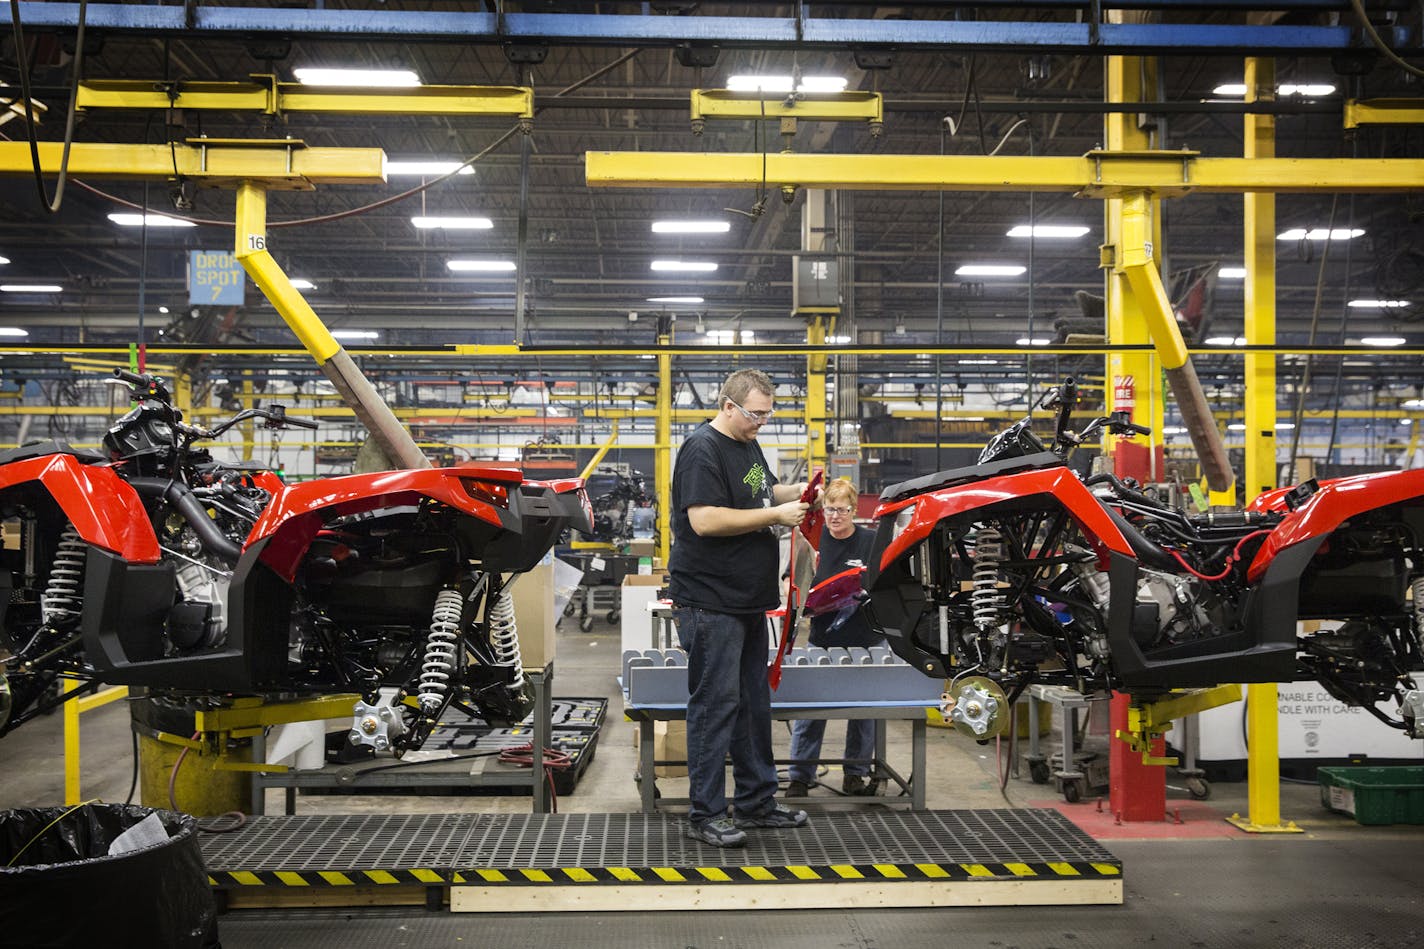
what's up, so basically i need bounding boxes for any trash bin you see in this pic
[0,803,219,949]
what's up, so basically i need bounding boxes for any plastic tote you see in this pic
[0,803,219,948]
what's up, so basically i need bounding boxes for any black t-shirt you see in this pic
[667,421,780,613]
[808,524,882,649]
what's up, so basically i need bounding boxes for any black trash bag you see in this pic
[0,803,219,949]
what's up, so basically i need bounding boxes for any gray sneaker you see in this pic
[686,817,747,848]
[734,803,809,829]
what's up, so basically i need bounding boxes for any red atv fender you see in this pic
[249,465,527,582]
[1246,468,1424,583]
[0,453,161,562]
[874,466,1135,571]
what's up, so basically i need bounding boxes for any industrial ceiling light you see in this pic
[1227,423,1247,431]
[289,279,317,290]
[651,260,718,272]
[1348,299,1412,308]
[1161,426,1187,435]
[651,220,731,234]
[386,161,473,177]
[1217,266,1247,279]
[1277,227,1364,241]
[108,212,195,228]
[0,284,61,293]
[647,296,704,304]
[725,75,847,93]
[0,327,30,336]
[158,306,169,314]
[0,255,9,264]
[293,68,420,87]
[827,335,852,344]
[447,260,517,272]
[1213,82,1336,96]
[1205,336,1247,346]
[1360,336,1408,347]
[1006,225,1089,239]
[957,264,1026,277]
[331,330,379,340]
[959,359,998,365]
[411,216,493,229]
[1016,337,1051,346]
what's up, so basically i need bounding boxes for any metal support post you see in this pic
[528,664,553,813]
[63,677,128,804]
[655,333,672,564]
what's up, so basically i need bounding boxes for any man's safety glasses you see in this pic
[727,399,775,422]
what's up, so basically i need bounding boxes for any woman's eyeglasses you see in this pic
[727,399,775,422]
[823,506,853,516]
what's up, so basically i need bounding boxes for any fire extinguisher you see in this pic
[1113,375,1136,414]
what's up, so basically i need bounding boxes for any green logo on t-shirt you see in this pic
[742,462,768,496]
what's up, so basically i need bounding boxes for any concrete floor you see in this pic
[5,613,1424,948]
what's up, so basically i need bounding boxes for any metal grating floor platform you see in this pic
[202,809,1122,909]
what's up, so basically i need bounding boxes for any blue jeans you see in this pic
[673,607,779,824]
[787,717,876,784]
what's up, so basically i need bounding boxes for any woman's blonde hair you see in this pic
[822,476,857,508]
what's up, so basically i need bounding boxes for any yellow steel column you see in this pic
[233,181,429,470]
[1104,58,1162,448]
[805,316,829,476]
[173,371,193,421]
[1228,57,1299,835]
[655,334,672,564]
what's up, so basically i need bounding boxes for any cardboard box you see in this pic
[634,720,688,777]
[624,539,656,558]
[507,564,556,669]
[622,572,667,587]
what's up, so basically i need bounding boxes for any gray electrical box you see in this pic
[793,255,840,311]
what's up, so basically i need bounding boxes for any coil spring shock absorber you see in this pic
[488,589,525,689]
[40,526,85,628]
[417,588,462,713]
[971,525,1007,630]
[1412,578,1424,653]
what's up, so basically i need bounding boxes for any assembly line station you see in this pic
[2,3,1424,947]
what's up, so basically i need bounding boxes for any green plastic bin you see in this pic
[1317,766,1424,826]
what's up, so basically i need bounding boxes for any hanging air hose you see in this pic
[417,588,463,713]
[40,527,85,627]
[971,525,1007,630]
[488,589,525,689]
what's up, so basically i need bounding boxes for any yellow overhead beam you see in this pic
[586,150,1424,195]
[1343,98,1424,129]
[0,140,386,188]
[77,78,535,120]
[690,90,882,126]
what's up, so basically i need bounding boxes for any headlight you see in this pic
[891,502,917,541]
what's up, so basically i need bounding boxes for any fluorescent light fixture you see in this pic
[157,306,169,314]
[1348,299,1411,308]
[1404,399,1424,408]
[1275,422,1296,430]
[1360,336,1407,347]
[1161,426,1187,435]
[705,329,756,344]
[1403,419,1414,426]
[1277,227,1364,241]
[0,255,8,265]
[958,359,999,365]
[386,160,473,177]
[446,260,516,272]
[647,296,704,304]
[331,330,378,340]
[1006,225,1089,239]
[289,278,317,290]
[1016,337,1052,346]
[107,212,195,228]
[0,284,61,293]
[1218,266,1247,279]
[651,220,730,234]
[1205,336,1247,346]
[293,68,420,87]
[725,75,847,93]
[411,216,493,230]
[956,264,1026,277]
[651,260,718,273]
[827,335,853,344]
[1213,82,1335,96]
[1227,423,1247,431]
[0,327,29,337]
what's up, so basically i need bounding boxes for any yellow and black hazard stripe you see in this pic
[210,861,1121,888]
